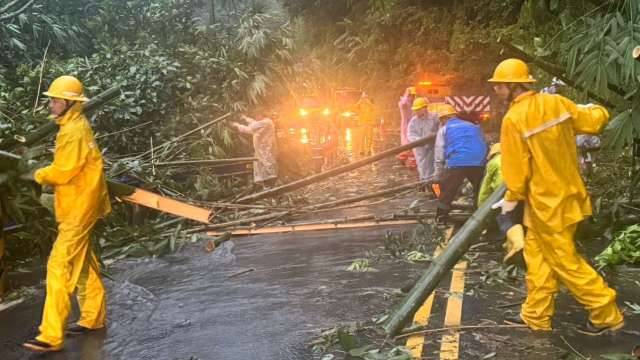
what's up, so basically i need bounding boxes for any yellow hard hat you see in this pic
[407,87,417,95]
[488,143,501,159]
[437,103,457,119]
[633,46,640,60]
[43,75,89,102]
[488,58,537,83]
[411,97,429,111]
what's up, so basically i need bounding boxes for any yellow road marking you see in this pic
[406,227,454,359]
[439,260,468,360]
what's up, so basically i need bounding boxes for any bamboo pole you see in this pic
[0,195,7,297]
[207,220,421,236]
[497,39,621,106]
[152,157,256,167]
[0,85,122,151]
[184,211,291,234]
[237,136,436,203]
[133,112,232,160]
[383,185,506,336]
[302,180,426,211]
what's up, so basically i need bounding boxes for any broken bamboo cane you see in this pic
[0,85,122,151]
[498,39,620,106]
[152,157,256,167]
[383,184,506,336]
[237,136,436,203]
[133,112,232,160]
[302,180,426,211]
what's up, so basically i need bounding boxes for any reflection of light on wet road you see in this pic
[345,128,353,154]
[300,128,309,144]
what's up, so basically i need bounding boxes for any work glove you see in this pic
[19,169,36,182]
[491,198,518,215]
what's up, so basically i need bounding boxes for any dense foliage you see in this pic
[0,0,293,269]
[2,0,640,274]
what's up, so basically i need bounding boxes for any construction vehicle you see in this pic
[279,89,367,173]
[415,75,491,124]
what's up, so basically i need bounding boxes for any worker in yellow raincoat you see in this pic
[23,76,111,352]
[354,93,378,157]
[489,59,624,335]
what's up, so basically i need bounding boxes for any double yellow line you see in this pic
[405,228,468,360]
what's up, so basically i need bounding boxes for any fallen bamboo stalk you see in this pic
[237,136,436,203]
[307,189,414,214]
[134,112,232,160]
[383,185,506,336]
[205,212,472,236]
[498,39,620,106]
[185,211,291,234]
[96,120,153,139]
[152,157,256,167]
[207,220,420,236]
[0,85,122,151]
[302,180,426,211]
[394,324,527,340]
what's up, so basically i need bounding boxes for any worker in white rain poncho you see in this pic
[407,97,440,182]
[232,112,278,188]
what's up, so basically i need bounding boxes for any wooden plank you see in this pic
[121,188,213,224]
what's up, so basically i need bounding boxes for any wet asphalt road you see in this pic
[0,225,425,360]
[1,154,639,359]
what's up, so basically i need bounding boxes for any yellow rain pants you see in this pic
[521,225,623,330]
[501,91,623,330]
[34,102,111,347]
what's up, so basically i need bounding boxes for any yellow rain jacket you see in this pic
[501,91,623,330]
[500,91,608,233]
[33,102,110,347]
[35,103,111,224]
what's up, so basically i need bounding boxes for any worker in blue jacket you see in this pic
[432,103,487,222]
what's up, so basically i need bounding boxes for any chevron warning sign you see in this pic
[445,96,490,113]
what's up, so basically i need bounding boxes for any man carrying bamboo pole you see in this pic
[23,76,111,352]
[489,58,624,335]
[231,111,278,188]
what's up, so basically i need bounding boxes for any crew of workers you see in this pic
[401,58,625,336]
[19,55,625,353]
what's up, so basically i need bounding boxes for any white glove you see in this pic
[491,199,518,214]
